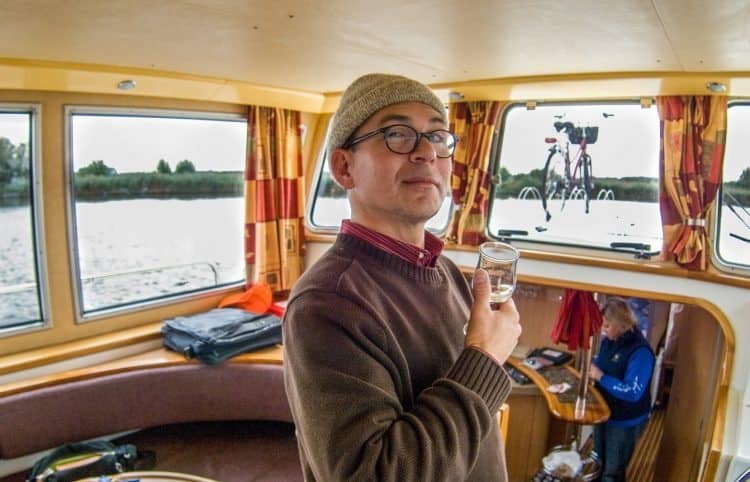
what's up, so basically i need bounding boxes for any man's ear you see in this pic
[329,148,355,190]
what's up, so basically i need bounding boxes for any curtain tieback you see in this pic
[684,218,706,227]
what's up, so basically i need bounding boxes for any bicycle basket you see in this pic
[568,126,599,144]
[585,126,598,144]
[568,127,584,144]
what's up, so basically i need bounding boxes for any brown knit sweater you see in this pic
[283,234,512,481]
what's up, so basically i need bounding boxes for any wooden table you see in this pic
[506,356,610,425]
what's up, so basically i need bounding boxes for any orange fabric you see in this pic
[448,101,505,245]
[550,290,603,351]
[656,96,727,270]
[218,282,273,314]
[245,106,306,292]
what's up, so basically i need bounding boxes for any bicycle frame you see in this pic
[540,123,595,221]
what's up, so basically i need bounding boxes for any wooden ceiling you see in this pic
[1,0,748,95]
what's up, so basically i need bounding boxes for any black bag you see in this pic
[162,308,282,365]
[26,440,137,482]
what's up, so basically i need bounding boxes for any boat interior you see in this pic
[0,1,749,481]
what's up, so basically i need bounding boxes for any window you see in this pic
[715,102,750,270]
[67,109,247,318]
[488,102,661,256]
[0,106,47,332]
[308,149,453,234]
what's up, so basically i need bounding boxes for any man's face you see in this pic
[331,102,451,229]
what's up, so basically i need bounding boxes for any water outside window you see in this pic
[69,111,248,316]
[488,102,662,256]
[0,110,43,330]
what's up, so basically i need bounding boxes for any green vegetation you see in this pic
[72,159,242,199]
[0,137,29,185]
[75,171,244,199]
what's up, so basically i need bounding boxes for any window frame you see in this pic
[486,99,662,261]
[0,103,50,337]
[64,106,248,322]
[711,100,750,277]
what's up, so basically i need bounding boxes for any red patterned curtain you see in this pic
[656,96,727,270]
[245,106,306,293]
[448,101,505,245]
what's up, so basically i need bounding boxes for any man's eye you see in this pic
[425,132,450,144]
[385,130,407,139]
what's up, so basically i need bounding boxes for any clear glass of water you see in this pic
[477,241,519,309]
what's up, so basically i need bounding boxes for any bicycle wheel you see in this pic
[541,149,562,221]
[582,154,592,213]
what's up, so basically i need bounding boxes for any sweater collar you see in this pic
[341,220,443,267]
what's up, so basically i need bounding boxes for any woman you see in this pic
[589,297,655,482]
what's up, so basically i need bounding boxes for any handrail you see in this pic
[0,261,220,297]
[81,262,220,286]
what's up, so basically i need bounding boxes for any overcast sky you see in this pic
[0,107,747,181]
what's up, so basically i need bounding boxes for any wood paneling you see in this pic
[654,305,725,481]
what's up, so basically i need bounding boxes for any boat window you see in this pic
[488,102,662,258]
[307,127,453,235]
[66,108,247,319]
[0,106,47,334]
[715,101,750,273]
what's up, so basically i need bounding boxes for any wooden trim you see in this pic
[0,322,164,375]
[0,345,283,398]
[306,235,750,289]
[449,243,750,290]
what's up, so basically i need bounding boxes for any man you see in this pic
[283,73,522,481]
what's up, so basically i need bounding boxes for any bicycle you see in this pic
[540,120,599,222]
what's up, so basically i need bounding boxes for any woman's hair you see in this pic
[601,297,638,331]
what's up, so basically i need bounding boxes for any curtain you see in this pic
[448,101,504,245]
[657,96,727,270]
[245,106,306,294]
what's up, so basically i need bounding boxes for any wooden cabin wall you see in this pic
[503,283,569,481]
[654,304,725,481]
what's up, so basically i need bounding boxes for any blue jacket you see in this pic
[594,329,655,427]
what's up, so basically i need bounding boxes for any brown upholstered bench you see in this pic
[0,346,302,482]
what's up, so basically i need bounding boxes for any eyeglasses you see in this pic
[343,124,457,158]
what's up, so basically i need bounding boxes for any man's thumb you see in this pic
[473,268,490,303]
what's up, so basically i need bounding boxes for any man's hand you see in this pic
[464,268,521,364]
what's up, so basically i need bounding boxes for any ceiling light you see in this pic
[117,80,137,91]
[706,81,726,93]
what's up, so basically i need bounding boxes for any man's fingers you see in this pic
[472,268,490,306]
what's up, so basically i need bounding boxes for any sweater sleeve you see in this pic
[598,347,655,403]
[283,293,511,482]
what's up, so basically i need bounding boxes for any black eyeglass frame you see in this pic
[342,124,458,158]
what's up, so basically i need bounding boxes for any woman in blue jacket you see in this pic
[589,297,655,482]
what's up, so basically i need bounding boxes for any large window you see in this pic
[0,106,46,332]
[716,102,750,270]
[68,109,247,318]
[488,102,662,257]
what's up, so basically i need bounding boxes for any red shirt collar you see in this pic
[341,220,443,267]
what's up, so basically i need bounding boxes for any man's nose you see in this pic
[408,135,436,164]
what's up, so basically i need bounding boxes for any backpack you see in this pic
[162,308,282,364]
[27,440,139,482]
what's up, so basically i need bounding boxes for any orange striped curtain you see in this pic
[656,96,727,270]
[448,101,504,245]
[245,106,306,293]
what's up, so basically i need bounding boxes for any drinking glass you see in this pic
[476,241,519,309]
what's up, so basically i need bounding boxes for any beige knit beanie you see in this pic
[328,73,446,154]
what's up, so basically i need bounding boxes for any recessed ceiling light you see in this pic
[117,80,136,91]
[706,81,727,93]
